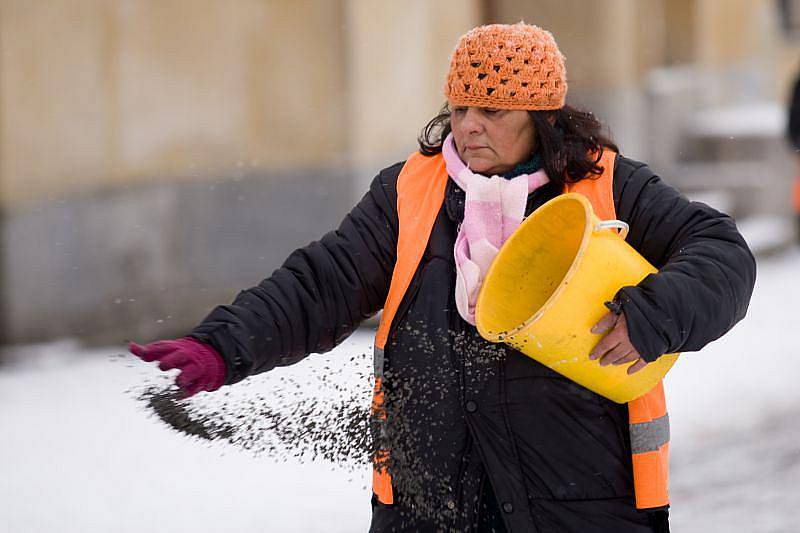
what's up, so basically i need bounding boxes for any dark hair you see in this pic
[417,103,618,186]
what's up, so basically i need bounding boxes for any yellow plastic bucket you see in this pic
[475,193,678,403]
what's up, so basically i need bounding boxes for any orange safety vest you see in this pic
[371,150,670,510]
[794,175,800,213]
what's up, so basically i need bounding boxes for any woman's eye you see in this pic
[453,107,466,114]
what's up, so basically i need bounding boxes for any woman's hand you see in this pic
[589,312,648,375]
[129,338,226,397]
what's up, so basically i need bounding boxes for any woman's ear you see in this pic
[547,113,557,126]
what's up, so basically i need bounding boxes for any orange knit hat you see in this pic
[444,22,567,110]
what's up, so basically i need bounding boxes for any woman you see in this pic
[130,23,755,532]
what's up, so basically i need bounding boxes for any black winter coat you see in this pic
[788,68,800,150]
[191,154,756,532]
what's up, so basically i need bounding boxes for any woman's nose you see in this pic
[459,107,483,134]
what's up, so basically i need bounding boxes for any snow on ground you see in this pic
[0,335,375,533]
[736,216,796,257]
[666,247,800,532]
[1,249,799,532]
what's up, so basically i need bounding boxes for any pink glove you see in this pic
[129,337,226,397]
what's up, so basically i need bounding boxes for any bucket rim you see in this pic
[476,192,594,342]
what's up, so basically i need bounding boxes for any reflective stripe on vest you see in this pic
[371,150,670,510]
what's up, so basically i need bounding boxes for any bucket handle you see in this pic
[594,220,629,240]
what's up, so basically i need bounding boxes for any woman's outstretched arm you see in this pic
[188,163,402,385]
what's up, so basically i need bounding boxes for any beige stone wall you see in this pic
[1,0,793,210]
[0,1,117,208]
[694,0,774,66]
[0,0,484,345]
[489,0,666,90]
[487,0,670,157]
[694,0,797,102]
[0,0,347,210]
[344,0,480,179]
[0,0,483,210]
[663,0,697,65]
[490,0,792,94]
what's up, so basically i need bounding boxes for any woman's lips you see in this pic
[465,145,488,150]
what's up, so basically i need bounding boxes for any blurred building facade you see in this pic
[0,0,796,348]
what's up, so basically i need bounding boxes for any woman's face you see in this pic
[450,106,537,176]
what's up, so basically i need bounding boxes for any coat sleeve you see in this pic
[611,156,757,362]
[189,163,401,384]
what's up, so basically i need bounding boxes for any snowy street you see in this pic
[1,249,798,533]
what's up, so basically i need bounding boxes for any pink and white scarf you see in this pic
[442,133,550,325]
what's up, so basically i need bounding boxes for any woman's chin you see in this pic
[474,166,508,176]
[466,159,500,175]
